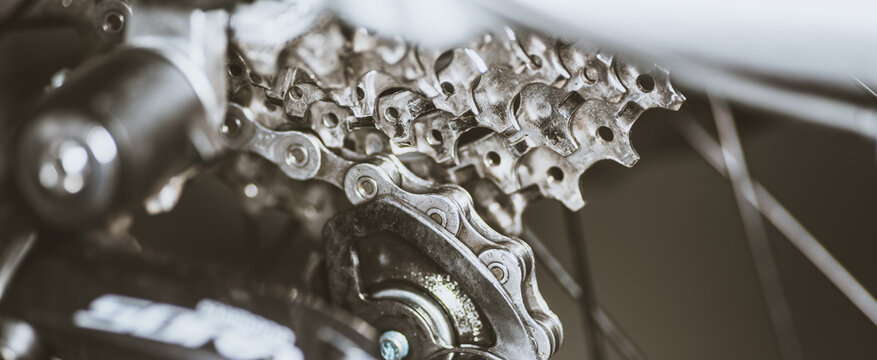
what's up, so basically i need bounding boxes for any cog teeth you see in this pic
[514,30,571,84]
[290,21,348,89]
[614,61,685,112]
[305,101,354,149]
[353,71,396,117]
[559,45,626,103]
[473,68,528,134]
[272,17,684,226]
[514,83,581,157]
[433,48,486,117]
[670,93,686,110]
[284,83,326,118]
[554,175,586,211]
[617,144,640,167]
[458,133,521,194]
[227,18,688,359]
[410,111,475,164]
[375,90,435,145]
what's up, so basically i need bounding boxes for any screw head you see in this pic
[102,11,126,34]
[38,139,90,195]
[379,331,409,360]
[221,116,242,138]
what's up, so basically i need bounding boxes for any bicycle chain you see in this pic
[224,15,683,359]
[221,98,562,359]
[231,17,683,235]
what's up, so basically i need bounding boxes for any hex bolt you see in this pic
[379,331,409,360]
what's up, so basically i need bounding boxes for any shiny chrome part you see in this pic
[324,198,559,359]
[0,318,43,360]
[379,331,409,360]
[225,17,683,235]
[218,12,686,358]
[2,1,691,358]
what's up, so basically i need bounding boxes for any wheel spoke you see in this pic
[672,112,877,328]
[709,96,803,360]
[562,209,604,360]
[523,226,583,299]
[0,231,36,303]
[523,226,650,360]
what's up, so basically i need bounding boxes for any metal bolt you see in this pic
[221,116,242,138]
[379,331,409,360]
[102,11,126,34]
[38,139,90,195]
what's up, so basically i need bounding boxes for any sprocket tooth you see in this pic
[457,133,522,194]
[516,147,586,211]
[284,82,327,118]
[433,48,487,117]
[410,111,477,165]
[344,129,391,156]
[514,83,581,156]
[614,61,686,111]
[472,68,527,134]
[305,101,355,149]
[616,141,641,167]
[559,45,626,103]
[287,21,348,89]
[510,30,570,84]
[352,70,407,117]
[349,29,413,75]
[466,179,538,236]
[375,90,435,145]
[569,100,640,166]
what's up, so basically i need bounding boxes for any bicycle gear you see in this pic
[224,13,683,359]
[2,2,685,359]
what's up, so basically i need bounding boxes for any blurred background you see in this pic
[3,24,877,360]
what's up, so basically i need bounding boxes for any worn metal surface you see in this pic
[2,2,687,359]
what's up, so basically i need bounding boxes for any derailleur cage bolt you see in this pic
[379,330,409,360]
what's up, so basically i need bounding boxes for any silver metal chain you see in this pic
[223,13,683,360]
[229,15,684,235]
